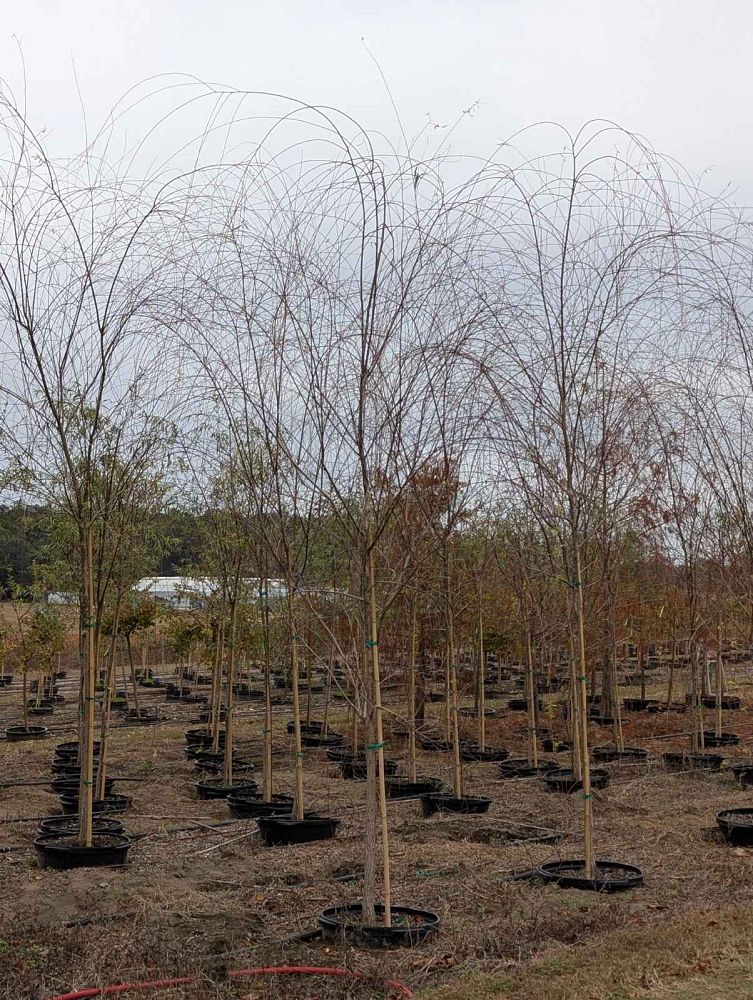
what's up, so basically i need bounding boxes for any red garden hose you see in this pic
[46,964,413,999]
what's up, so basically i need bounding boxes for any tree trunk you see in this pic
[78,526,97,848]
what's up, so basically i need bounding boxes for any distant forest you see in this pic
[0,505,203,593]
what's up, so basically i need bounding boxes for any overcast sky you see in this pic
[1,0,752,198]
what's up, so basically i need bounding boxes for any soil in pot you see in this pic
[538,859,643,891]
[256,814,340,846]
[5,725,49,742]
[459,743,509,763]
[544,767,610,793]
[716,808,753,844]
[702,730,740,747]
[226,792,294,819]
[194,756,255,774]
[386,777,446,799]
[38,816,125,836]
[35,833,132,870]
[55,741,100,759]
[420,794,491,817]
[195,778,259,800]
[319,903,439,948]
[592,745,648,763]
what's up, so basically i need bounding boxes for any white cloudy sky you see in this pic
[1,0,752,197]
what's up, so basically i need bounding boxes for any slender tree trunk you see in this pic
[210,606,226,752]
[223,592,240,787]
[261,577,273,802]
[364,527,391,927]
[477,603,486,751]
[525,624,538,767]
[78,526,96,848]
[409,605,417,782]
[96,596,122,800]
[126,635,140,719]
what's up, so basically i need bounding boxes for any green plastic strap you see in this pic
[583,793,592,799]
[575,675,587,681]
[365,640,378,648]
[295,751,305,758]
[81,779,94,786]
[366,742,384,751]
[569,580,581,589]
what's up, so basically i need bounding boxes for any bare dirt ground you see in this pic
[4,665,753,1000]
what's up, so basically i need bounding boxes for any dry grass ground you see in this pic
[3,664,753,999]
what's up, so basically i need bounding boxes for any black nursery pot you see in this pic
[544,767,610,794]
[730,763,753,786]
[459,743,509,763]
[688,752,724,771]
[540,738,572,753]
[418,733,454,752]
[256,814,340,846]
[538,859,643,892]
[499,757,557,779]
[38,816,125,836]
[702,731,740,747]
[5,725,48,742]
[125,709,159,724]
[226,792,294,819]
[59,793,132,815]
[662,751,688,771]
[386,777,446,799]
[319,903,439,948]
[592,745,648,764]
[286,720,325,736]
[623,698,656,713]
[508,698,542,712]
[51,776,115,797]
[0,675,12,686]
[35,832,132,870]
[184,729,224,748]
[326,745,357,764]
[716,808,753,845]
[340,757,398,781]
[195,778,259,800]
[701,695,741,710]
[300,732,345,749]
[28,704,54,716]
[55,741,101,759]
[420,793,491,818]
